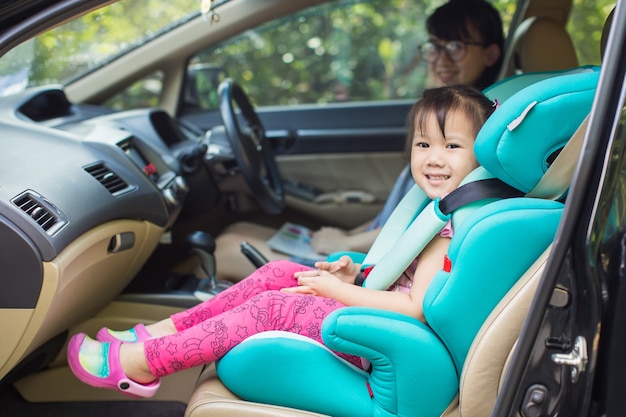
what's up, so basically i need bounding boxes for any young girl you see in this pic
[67,84,496,398]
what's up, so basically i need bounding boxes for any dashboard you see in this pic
[0,86,215,382]
[0,87,194,262]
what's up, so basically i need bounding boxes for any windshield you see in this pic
[0,0,223,97]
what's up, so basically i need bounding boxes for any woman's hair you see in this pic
[426,0,504,89]
[405,84,496,154]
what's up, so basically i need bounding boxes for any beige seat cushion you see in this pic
[185,363,328,417]
[454,247,550,417]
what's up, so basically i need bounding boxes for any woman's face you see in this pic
[426,25,499,87]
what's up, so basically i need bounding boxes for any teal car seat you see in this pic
[325,65,599,266]
[212,67,600,417]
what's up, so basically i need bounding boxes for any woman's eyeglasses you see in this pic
[419,40,485,63]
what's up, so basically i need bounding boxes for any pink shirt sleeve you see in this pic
[440,219,454,238]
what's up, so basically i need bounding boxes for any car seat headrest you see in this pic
[507,16,579,75]
[475,67,600,194]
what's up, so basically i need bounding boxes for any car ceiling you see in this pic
[0,0,62,31]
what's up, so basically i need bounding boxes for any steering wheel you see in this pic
[218,79,284,214]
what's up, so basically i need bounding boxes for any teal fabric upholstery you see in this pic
[218,333,374,416]
[217,200,564,417]
[482,65,598,103]
[322,308,458,417]
[215,68,599,417]
[326,250,367,264]
[477,67,599,193]
[423,198,564,372]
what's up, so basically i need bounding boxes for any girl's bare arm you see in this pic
[287,235,450,322]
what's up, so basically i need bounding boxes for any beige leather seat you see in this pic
[186,366,327,417]
[502,16,579,77]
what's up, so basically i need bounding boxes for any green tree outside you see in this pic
[2,0,614,109]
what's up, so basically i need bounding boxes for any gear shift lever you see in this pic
[185,231,232,299]
[186,230,217,279]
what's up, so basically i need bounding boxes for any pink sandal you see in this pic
[96,323,152,343]
[67,333,160,398]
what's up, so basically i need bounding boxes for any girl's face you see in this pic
[410,109,479,200]
[427,25,499,87]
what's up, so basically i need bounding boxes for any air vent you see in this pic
[84,163,130,195]
[12,192,66,234]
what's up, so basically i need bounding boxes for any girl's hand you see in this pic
[284,269,343,297]
[282,255,359,298]
[315,256,359,284]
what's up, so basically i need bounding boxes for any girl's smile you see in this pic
[411,109,480,200]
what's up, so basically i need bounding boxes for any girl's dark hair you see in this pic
[405,84,496,155]
[426,0,505,89]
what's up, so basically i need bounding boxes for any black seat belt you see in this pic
[439,178,524,215]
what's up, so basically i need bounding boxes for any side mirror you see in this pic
[184,63,226,109]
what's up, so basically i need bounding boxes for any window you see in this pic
[0,0,203,98]
[186,0,450,109]
[568,0,615,65]
[102,71,164,110]
[185,0,517,110]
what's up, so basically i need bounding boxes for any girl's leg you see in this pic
[144,290,363,377]
[100,260,312,341]
[70,263,359,397]
[169,260,312,332]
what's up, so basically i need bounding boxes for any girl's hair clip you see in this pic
[492,98,499,109]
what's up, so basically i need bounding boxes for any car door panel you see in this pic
[277,151,406,228]
[180,100,412,228]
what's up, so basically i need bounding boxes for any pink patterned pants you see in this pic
[144,260,363,377]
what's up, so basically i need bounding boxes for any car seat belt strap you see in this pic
[363,172,525,291]
[439,178,524,215]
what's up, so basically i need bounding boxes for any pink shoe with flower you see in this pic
[67,333,160,398]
